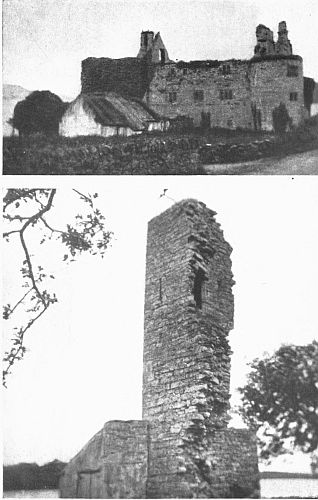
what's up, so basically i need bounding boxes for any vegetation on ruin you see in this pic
[238,341,318,474]
[2,189,112,386]
[272,103,292,135]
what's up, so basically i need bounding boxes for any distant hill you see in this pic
[2,84,32,136]
[260,471,318,480]
[3,459,67,491]
[2,84,74,136]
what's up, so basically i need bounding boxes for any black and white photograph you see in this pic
[2,1,318,499]
[2,179,318,498]
[2,0,318,175]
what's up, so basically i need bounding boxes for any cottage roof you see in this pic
[313,83,318,104]
[78,92,162,130]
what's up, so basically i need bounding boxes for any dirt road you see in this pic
[204,149,318,175]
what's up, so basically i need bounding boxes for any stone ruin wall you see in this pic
[60,421,149,498]
[249,56,305,130]
[145,60,253,129]
[146,55,305,131]
[143,200,258,498]
[80,22,305,132]
[60,200,259,499]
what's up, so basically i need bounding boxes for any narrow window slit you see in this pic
[193,268,206,309]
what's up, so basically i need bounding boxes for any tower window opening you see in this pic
[287,65,298,77]
[160,49,166,64]
[194,90,204,102]
[193,268,206,309]
[220,89,233,100]
[168,92,177,103]
[290,92,298,101]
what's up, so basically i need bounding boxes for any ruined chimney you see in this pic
[275,21,293,55]
[254,24,275,56]
[137,30,154,59]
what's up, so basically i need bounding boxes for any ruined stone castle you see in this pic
[59,200,259,498]
[78,21,305,132]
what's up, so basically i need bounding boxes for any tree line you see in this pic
[3,460,66,491]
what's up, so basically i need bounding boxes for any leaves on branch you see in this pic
[2,189,113,387]
[238,341,318,464]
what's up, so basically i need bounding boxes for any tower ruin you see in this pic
[60,200,259,498]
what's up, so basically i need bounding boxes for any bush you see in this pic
[272,103,292,135]
[13,91,67,136]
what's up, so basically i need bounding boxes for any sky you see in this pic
[3,0,318,99]
[2,176,318,473]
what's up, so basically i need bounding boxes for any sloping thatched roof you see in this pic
[79,92,163,130]
[313,82,318,104]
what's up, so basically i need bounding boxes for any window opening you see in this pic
[193,268,206,309]
[194,90,204,102]
[222,64,231,75]
[160,49,166,64]
[168,92,177,103]
[220,89,233,100]
[287,65,298,77]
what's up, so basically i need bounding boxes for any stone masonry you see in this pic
[81,22,306,131]
[60,200,259,498]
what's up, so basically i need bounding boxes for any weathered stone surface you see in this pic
[60,200,260,498]
[81,22,305,132]
[60,421,149,498]
[143,200,259,498]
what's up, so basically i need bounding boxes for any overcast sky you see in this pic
[3,0,318,98]
[3,176,318,474]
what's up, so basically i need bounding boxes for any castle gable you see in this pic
[137,30,171,64]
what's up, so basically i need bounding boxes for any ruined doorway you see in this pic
[76,469,101,498]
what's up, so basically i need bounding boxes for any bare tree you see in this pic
[3,189,113,386]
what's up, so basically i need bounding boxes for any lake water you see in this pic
[3,479,318,498]
[261,478,318,498]
[3,491,59,498]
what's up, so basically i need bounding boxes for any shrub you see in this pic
[272,103,292,135]
[13,91,67,137]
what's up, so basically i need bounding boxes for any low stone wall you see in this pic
[59,420,259,498]
[199,138,279,164]
[60,421,149,499]
[199,122,318,164]
[3,135,204,175]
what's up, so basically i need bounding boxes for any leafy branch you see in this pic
[3,189,112,386]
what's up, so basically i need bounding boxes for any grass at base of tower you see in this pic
[3,116,318,175]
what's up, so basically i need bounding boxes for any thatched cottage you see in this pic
[59,92,167,137]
